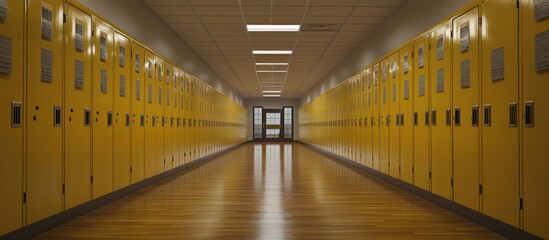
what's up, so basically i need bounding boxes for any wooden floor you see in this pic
[36,143,503,239]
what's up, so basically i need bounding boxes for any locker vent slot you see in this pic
[382,87,387,104]
[418,75,425,97]
[75,21,84,52]
[403,80,410,100]
[0,0,7,20]
[403,54,409,73]
[446,108,451,126]
[167,90,170,106]
[100,69,107,93]
[41,48,53,82]
[54,106,62,127]
[373,70,378,86]
[125,113,130,127]
[392,83,397,102]
[147,60,152,78]
[382,64,387,82]
[535,30,549,72]
[158,87,163,104]
[491,47,505,81]
[148,84,153,103]
[140,114,144,127]
[84,108,90,126]
[509,103,518,127]
[0,35,12,74]
[525,101,534,127]
[135,80,141,100]
[135,53,141,73]
[484,105,491,127]
[454,107,461,126]
[157,65,162,80]
[107,111,112,127]
[41,5,53,40]
[119,75,126,97]
[418,45,424,68]
[460,21,470,53]
[392,61,397,79]
[100,33,107,62]
[414,112,418,126]
[436,34,444,61]
[425,111,430,126]
[472,106,479,127]
[436,68,444,93]
[432,109,437,126]
[119,46,125,67]
[74,60,85,89]
[535,0,549,21]
[374,90,378,105]
[167,69,171,84]
[11,102,22,128]
[460,59,471,88]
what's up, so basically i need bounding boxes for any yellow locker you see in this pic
[143,51,156,178]
[182,74,189,164]
[64,3,92,209]
[480,0,520,227]
[380,58,390,174]
[521,0,549,238]
[360,71,367,166]
[184,75,191,163]
[389,52,401,178]
[91,17,114,199]
[164,62,174,170]
[112,32,131,191]
[452,7,480,211]
[173,68,181,167]
[365,68,373,168]
[399,44,414,184]
[413,34,431,191]
[154,56,165,173]
[429,20,454,200]
[372,63,381,171]
[0,0,24,234]
[354,77,361,163]
[26,0,64,224]
[130,41,145,183]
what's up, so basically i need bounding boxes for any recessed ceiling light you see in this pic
[257,70,287,73]
[263,94,281,98]
[253,50,293,55]
[262,90,282,94]
[247,25,300,32]
[256,63,289,66]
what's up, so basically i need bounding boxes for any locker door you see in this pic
[389,52,401,178]
[164,62,174,170]
[372,63,380,171]
[26,0,63,225]
[130,41,145,183]
[91,17,113,199]
[413,34,431,191]
[173,69,180,167]
[154,56,165,173]
[365,68,373,168]
[0,0,24,234]
[112,32,131,191]
[360,73,367,166]
[452,7,480,211]
[184,75,191,163]
[429,20,454,200]
[399,44,414,184]
[354,78,361,162]
[143,51,155,178]
[64,3,92,209]
[380,59,390,174]
[182,74,188,164]
[521,0,549,238]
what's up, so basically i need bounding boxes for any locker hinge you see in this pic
[91,176,94,183]
[517,0,520,8]
[450,178,454,186]
[63,14,66,23]
[62,184,65,194]
[23,192,27,204]
[429,171,432,179]
[520,198,523,210]
[428,44,431,50]
[164,158,166,163]
[478,17,482,26]
[91,30,95,37]
[411,52,414,58]
[479,184,483,194]
[412,166,415,173]
[130,166,133,173]
[450,30,453,38]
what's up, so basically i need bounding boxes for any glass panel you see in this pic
[253,107,263,139]
[283,107,293,139]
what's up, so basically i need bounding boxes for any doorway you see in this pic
[253,106,293,141]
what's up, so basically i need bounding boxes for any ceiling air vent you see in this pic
[300,24,340,32]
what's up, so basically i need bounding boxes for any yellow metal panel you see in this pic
[389,52,401,178]
[164,62,174,170]
[360,71,367,166]
[399,44,414,184]
[26,0,64,224]
[0,0,24,234]
[130,41,145,183]
[91,17,114,199]
[154,56,165,173]
[380,58,390,174]
[372,63,380,171]
[413,34,431,191]
[64,3,92,209]
[173,68,181,167]
[521,0,549,238]
[112,32,131,191]
[452,7,480,211]
[365,68,373,168]
[429,20,453,200]
[143,51,156,178]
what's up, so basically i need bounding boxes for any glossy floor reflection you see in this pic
[37,143,503,239]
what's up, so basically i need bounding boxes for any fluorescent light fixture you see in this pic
[253,50,292,55]
[262,90,282,94]
[247,24,300,32]
[256,63,289,66]
[263,94,281,97]
[257,70,287,73]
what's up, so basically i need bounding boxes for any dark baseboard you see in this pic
[0,143,246,240]
[298,141,542,240]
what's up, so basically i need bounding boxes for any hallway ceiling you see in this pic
[142,0,405,98]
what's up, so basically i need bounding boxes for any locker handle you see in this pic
[152,115,156,127]
[414,112,418,126]
[386,115,390,126]
[431,109,437,126]
[140,114,145,127]
[400,114,404,126]
[509,103,517,127]
[54,106,62,127]
[483,105,491,127]
[445,108,451,126]
[11,102,22,128]
[472,106,479,127]
[84,108,91,127]
[396,113,400,126]
[126,113,130,127]
[525,101,534,127]
[424,110,430,126]
[454,107,461,126]
[107,111,113,127]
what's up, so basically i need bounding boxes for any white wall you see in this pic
[245,98,300,141]
[76,0,244,105]
[301,0,472,105]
